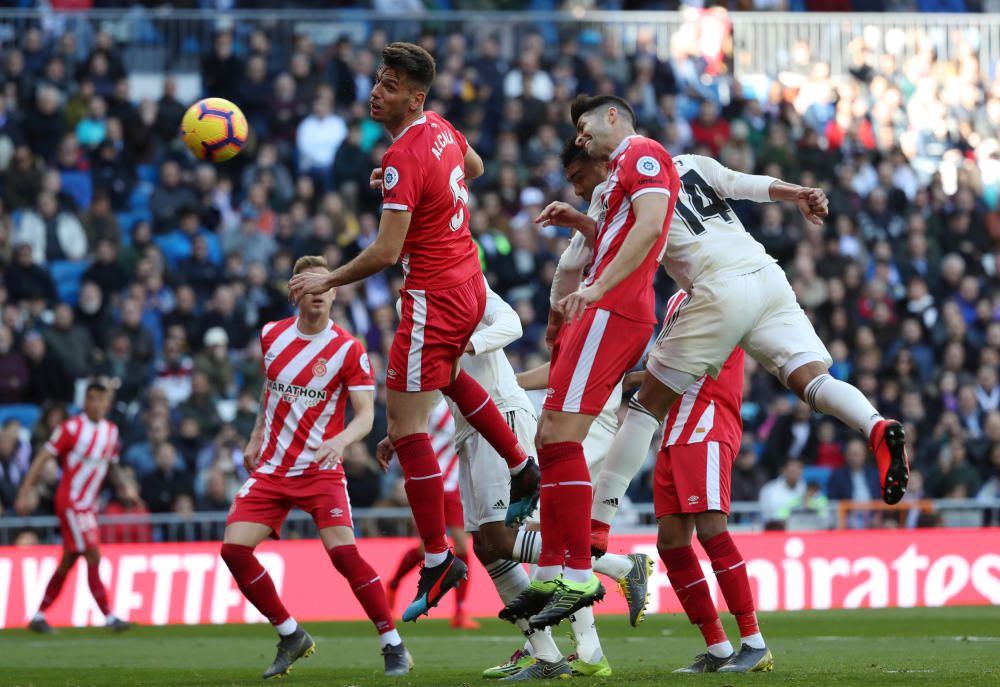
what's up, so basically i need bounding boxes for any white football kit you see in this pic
[447,281,538,532]
[646,154,831,390]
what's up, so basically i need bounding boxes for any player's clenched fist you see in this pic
[795,187,828,225]
[376,436,395,473]
[369,167,383,190]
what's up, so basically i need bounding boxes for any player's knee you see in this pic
[636,380,675,421]
[83,549,101,566]
[220,542,252,568]
[656,517,694,555]
[694,513,729,544]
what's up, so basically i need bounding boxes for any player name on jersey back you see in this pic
[380,110,482,290]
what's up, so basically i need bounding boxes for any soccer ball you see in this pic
[180,97,248,162]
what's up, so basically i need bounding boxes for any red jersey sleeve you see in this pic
[619,139,674,202]
[342,339,376,391]
[381,148,422,213]
[44,419,77,457]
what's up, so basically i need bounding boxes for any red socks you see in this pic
[39,570,68,612]
[455,551,470,608]
[395,433,448,554]
[87,562,111,615]
[538,442,592,573]
[329,545,395,635]
[220,543,291,626]
[659,544,726,646]
[443,370,528,471]
[703,532,759,639]
[390,545,424,588]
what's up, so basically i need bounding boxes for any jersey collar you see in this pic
[294,317,334,340]
[610,134,640,162]
[393,115,427,142]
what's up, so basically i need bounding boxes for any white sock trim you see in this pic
[563,567,593,583]
[708,640,734,658]
[275,618,298,636]
[424,550,449,568]
[742,632,766,650]
[594,552,632,581]
[512,529,541,564]
[379,629,402,647]
[569,606,603,664]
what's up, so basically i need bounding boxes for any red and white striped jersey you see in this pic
[659,291,745,452]
[430,399,460,493]
[46,415,120,511]
[583,134,679,324]
[254,317,375,478]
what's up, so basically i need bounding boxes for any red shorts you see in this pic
[544,308,652,416]
[226,471,353,536]
[444,489,464,529]
[654,441,735,517]
[387,274,486,392]
[56,499,100,553]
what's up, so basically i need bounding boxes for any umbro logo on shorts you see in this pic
[330,507,343,517]
[386,369,397,379]
[493,500,506,510]
[688,495,700,505]
[602,497,619,508]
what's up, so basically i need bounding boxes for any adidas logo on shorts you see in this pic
[602,497,619,508]
[492,499,506,510]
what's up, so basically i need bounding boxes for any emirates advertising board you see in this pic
[1,529,998,628]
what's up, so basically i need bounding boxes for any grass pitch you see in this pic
[2,607,999,687]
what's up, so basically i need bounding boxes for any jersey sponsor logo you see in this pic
[431,127,456,160]
[636,155,661,177]
[383,166,400,190]
[359,352,371,375]
[312,358,328,377]
[267,379,328,407]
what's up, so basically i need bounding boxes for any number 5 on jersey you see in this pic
[449,165,469,231]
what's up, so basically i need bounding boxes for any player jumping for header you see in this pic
[288,43,540,623]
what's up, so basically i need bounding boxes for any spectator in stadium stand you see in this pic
[730,441,770,505]
[762,402,818,477]
[140,441,195,514]
[43,304,96,381]
[123,415,170,480]
[194,327,236,399]
[23,332,74,406]
[759,460,807,526]
[149,160,198,234]
[15,191,87,263]
[100,470,153,545]
[0,324,30,405]
[178,371,223,439]
[82,239,129,296]
[0,422,29,513]
[295,90,348,193]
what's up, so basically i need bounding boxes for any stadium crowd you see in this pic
[0,15,999,541]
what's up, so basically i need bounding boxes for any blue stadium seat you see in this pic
[50,259,91,305]
[0,403,41,429]
[60,170,93,210]
[803,465,833,492]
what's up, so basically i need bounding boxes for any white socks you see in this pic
[563,567,592,583]
[380,629,402,647]
[275,617,298,636]
[804,374,882,437]
[593,406,659,523]
[484,559,561,662]
[569,607,604,664]
[742,632,766,650]
[594,553,632,581]
[533,565,561,582]
[424,550,449,568]
[512,529,541,563]
[708,640,735,658]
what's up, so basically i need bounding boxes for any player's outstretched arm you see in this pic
[466,285,522,355]
[516,362,551,391]
[288,210,411,301]
[769,183,828,225]
[13,448,55,516]
[558,192,669,321]
[535,202,598,243]
[317,389,375,470]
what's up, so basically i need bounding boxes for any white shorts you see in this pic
[647,263,832,386]
[457,407,537,532]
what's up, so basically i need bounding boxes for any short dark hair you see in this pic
[86,380,109,394]
[381,42,436,91]
[560,136,590,169]
[570,94,636,129]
